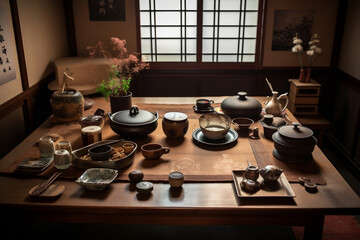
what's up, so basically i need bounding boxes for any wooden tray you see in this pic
[72,140,137,170]
[232,170,296,198]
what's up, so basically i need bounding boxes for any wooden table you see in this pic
[0,97,359,240]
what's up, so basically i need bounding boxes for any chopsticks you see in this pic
[31,171,62,196]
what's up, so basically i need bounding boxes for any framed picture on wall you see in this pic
[88,0,125,21]
[262,0,339,67]
[272,10,314,51]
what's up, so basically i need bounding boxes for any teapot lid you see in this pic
[112,105,157,125]
[278,122,313,139]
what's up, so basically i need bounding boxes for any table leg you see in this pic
[303,215,324,240]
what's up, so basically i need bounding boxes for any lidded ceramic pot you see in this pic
[272,122,317,163]
[221,92,262,120]
[162,112,189,139]
[108,105,159,137]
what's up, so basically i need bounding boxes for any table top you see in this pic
[0,96,359,225]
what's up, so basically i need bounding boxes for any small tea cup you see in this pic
[141,143,170,160]
[123,143,135,155]
[196,99,214,110]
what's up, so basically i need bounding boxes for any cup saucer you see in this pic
[193,105,215,113]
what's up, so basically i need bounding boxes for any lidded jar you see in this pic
[221,92,262,120]
[272,122,317,163]
[162,112,189,139]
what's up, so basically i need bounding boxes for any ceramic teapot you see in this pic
[259,165,283,184]
[264,91,289,117]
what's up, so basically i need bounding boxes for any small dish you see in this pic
[193,105,215,113]
[192,128,238,146]
[76,168,118,190]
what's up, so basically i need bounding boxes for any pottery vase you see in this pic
[50,89,84,123]
[305,67,312,83]
[110,91,132,113]
[299,68,305,83]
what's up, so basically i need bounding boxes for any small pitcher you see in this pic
[264,91,288,117]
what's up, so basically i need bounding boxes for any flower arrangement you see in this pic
[306,34,322,67]
[292,33,322,83]
[87,37,149,101]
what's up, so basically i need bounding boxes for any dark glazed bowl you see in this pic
[88,145,112,161]
[231,117,254,135]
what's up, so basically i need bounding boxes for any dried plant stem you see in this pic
[265,78,274,93]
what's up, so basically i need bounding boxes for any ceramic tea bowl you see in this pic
[88,144,112,161]
[231,117,254,135]
[199,113,231,140]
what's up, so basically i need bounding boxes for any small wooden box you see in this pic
[288,79,321,115]
[289,79,321,97]
[288,101,318,115]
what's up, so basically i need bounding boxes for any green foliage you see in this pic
[96,65,131,101]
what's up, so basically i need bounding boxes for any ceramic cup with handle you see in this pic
[141,143,170,160]
[196,99,214,110]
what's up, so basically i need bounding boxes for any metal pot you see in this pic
[272,122,317,163]
[108,106,159,137]
[221,92,262,120]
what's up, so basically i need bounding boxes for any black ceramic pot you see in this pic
[108,105,159,137]
[272,122,317,163]
[221,92,262,120]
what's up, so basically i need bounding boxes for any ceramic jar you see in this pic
[272,122,317,163]
[162,112,189,139]
[221,92,262,120]
[39,136,55,158]
[50,89,84,123]
[54,149,71,169]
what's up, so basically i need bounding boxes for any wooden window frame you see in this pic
[136,0,265,70]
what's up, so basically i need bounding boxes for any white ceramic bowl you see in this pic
[75,168,118,190]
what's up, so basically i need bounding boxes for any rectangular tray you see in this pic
[232,170,296,198]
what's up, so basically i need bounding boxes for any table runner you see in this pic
[1,102,325,184]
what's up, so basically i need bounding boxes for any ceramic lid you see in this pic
[220,91,262,119]
[164,112,188,122]
[278,122,313,139]
[112,106,157,125]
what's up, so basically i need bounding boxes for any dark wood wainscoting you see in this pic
[324,70,360,174]
[0,74,54,158]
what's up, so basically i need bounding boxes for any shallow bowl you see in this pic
[76,168,118,190]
